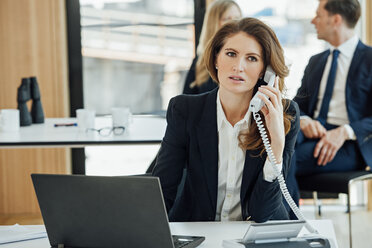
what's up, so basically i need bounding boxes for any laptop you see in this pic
[31,174,205,248]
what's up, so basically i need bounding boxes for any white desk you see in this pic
[0,220,338,248]
[0,115,167,148]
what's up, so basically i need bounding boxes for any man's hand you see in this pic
[300,118,326,139]
[314,126,349,166]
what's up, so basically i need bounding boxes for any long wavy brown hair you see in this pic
[203,17,292,153]
[191,0,241,89]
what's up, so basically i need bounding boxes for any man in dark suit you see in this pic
[291,0,372,196]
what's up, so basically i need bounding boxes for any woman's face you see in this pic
[219,5,241,27]
[215,32,264,96]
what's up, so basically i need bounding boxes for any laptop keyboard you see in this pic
[172,235,205,248]
[174,239,191,248]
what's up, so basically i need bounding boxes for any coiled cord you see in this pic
[253,112,318,234]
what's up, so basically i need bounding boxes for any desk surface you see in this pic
[0,115,166,147]
[0,220,338,248]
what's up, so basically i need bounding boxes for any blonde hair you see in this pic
[204,18,292,153]
[190,0,241,89]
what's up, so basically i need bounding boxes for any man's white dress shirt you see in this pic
[310,35,359,140]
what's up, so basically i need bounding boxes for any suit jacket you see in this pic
[183,57,218,94]
[293,41,372,166]
[153,87,300,222]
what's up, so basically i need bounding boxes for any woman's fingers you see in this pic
[271,76,281,99]
[258,88,282,112]
[258,87,278,109]
[257,93,275,112]
[259,77,282,109]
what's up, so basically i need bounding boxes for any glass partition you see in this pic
[80,0,195,115]
[80,0,194,175]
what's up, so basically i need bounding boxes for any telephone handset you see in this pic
[249,66,318,234]
[249,66,276,113]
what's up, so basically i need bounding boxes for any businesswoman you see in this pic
[183,0,242,94]
[153,18,300,222]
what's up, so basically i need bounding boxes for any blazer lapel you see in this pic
[195,88,219,212]
[240,149,266,204]
[347,41,365,80]
[345,41,365,119]
[308,50,330,115]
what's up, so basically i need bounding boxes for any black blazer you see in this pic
[293,41,372,166]
[153,88,300,222]
[183,57,218,94]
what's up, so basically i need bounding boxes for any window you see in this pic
[236,0,325,98]
[80,0,194,175]
[80,0,195,114]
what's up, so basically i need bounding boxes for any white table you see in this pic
[0,115,167,173]
[0,220,338,248]
[0,115,167,148]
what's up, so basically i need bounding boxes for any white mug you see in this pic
[0,109,20,132]
[111,107,131,128]
[76,109,95,130]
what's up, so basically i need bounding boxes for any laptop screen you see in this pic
[32,174,175,248]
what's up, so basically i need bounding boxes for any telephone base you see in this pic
[223,236,331,248]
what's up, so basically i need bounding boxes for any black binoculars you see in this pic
[17,76,45,126]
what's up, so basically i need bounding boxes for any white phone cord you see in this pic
[253,112,318,234]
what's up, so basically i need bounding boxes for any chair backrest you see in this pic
[297,171,372,194]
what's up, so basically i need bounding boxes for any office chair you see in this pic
[296,169,372,248]
[140,110,165,174]
[146,155,157,173]
[145,153,187,215]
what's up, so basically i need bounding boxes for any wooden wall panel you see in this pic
[0,0,70,215]
[0,149,71,214]
[366,0,372,46]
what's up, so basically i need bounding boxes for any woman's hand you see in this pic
[257,76,285,164]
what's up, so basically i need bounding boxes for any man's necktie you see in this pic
[317,49,340,125]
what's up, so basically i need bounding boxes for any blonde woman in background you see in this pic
[183,0,242,94]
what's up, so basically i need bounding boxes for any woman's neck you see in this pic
[219,89,252,127]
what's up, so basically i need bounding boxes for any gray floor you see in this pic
[301,204,372,248]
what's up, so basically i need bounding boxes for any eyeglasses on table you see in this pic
[86,126,125,136]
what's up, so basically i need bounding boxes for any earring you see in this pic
[215,65,218,70]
